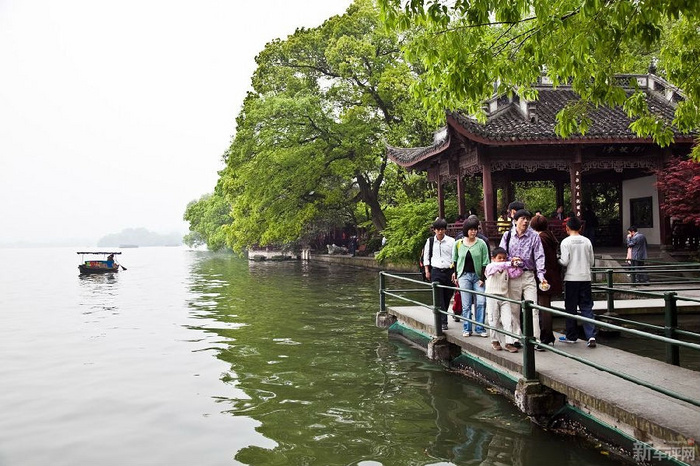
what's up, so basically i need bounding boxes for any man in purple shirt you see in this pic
[499,209,548,347]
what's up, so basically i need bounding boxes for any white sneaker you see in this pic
[462,332,471,337]
[478,332,488,337]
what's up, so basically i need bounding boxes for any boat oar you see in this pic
[119,263,128,271]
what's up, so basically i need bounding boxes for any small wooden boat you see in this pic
[77,251,124,274]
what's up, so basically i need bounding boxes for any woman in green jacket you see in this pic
[452,218,490,337]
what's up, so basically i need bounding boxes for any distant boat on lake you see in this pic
[77,251,125,274]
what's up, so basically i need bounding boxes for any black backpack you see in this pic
[418,236,434,282]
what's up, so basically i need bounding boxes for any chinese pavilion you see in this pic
[387,74,696,246]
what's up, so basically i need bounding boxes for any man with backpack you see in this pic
[422,218,455,331]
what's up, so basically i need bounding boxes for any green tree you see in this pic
[379,0,700,158]
[220,0,433,252]
[513,181,561,217]
[183,188,232,251]
[377,188,458,264]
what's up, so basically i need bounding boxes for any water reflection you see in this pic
[185,254,622,466]
[78,272,120,316]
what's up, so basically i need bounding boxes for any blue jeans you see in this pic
[459,273,486,333]
[564,281,596,341]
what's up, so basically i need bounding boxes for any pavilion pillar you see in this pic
[456,175,466,217]
[659,148,672,247]
[555,181,565,210]
[482,162,494,222]
[504,174,514,208]
[448,157,465,218]
[437,176,445,219]
[659,188,671,248]
[570,148,583,219]
[496,176,508,215]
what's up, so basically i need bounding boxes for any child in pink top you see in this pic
[484,247,521,352]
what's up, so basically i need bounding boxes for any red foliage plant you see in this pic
[655,157,700,227]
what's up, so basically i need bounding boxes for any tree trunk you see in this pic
[356,173,387,231]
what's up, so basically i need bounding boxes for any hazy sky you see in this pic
[0,0,352,245]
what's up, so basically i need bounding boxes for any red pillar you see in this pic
[456,175,466,217]
[658,148,672,247]
[556,181,565,209]
[504,174,513,210]
[570,148,583,218]
[437,177,445,219]
[482,161,494,222]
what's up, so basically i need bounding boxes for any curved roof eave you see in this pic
[386,131,451,168]
[446,114,696,147]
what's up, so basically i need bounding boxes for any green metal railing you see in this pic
[592,263,700,366]
[593,262,700,290]
[378,270,700,408]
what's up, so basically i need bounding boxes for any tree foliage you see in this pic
[655,158,700,226]
[377,192,458,264]
[374,170,443,262]
[183,189,232,251]
[512,181,563,217]
[379,0,700,158]
[219,0,433,252]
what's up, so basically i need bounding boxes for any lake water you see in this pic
[0,247,624,465]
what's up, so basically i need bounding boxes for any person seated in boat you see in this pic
[106,254,115,267]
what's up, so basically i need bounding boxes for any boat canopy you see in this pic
[76,251,122,255]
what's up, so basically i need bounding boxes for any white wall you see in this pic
[622,175,660,245]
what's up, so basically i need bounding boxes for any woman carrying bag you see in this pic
[452,219,490,337]
[529,215,563,346]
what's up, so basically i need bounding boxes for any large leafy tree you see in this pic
[183,186,232,251]
[220,0,432,252]
[379,0,700,158]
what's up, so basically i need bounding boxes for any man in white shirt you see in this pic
[558,216,597,347]
[423,218,455,331]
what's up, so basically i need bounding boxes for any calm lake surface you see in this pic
[0,247,624,466]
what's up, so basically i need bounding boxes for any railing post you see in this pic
[606,269,615,314]
[379,272,386,313]
[664,291,680,366]
[521,300,537,381]
[432,282,443,336]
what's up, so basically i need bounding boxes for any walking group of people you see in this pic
[422,201,598,353]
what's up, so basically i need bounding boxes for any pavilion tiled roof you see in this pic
[387,75,696,168]
[450,88,686,144]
